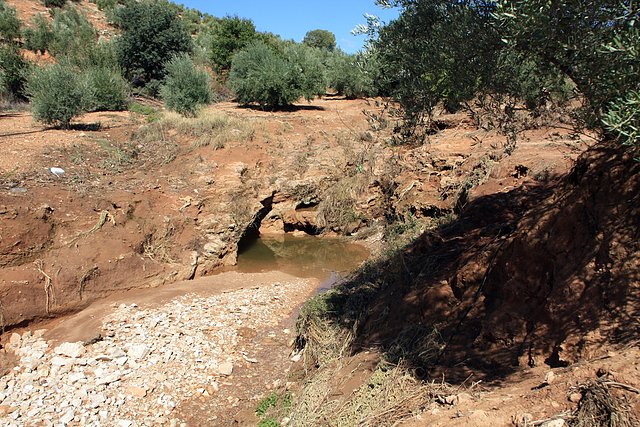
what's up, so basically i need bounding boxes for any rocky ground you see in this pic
[0,272,317,426]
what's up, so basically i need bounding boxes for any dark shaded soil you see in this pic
[319,141,639,384]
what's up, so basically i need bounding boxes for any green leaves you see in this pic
[374,0,639,148]
[303,29,336,51]
[113,0,192,88]
[160,55,212,117]
[27,63,88,128]
[229,42,326,108]
[327,52,378,99]
[204,16,257,72]
[603,91,640,149]
[0,1,20,43]
[0,1,28,101]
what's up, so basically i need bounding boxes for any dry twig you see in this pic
[35,260,54,315]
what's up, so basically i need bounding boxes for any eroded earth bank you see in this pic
[2,97,638,426]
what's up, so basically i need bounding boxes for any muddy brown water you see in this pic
[235,234,370,281]
[42,234,369,344]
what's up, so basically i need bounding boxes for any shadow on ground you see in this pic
[237,103,326,112]
[305,142,640,385]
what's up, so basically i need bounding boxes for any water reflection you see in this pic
[236,234,369,280]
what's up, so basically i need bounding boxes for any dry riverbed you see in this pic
[0,271,318,426]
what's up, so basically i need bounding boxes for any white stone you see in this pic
[96,372,121,386]
[68,372,86,384]
[31,350,45,360]
[541,420,566,427]
[89,393,106,408]
[8,333,21,348]
[60,410,74,424]
[217,362,233,376]
[23,357,43,370]
[54,342,85,359]
[127,344,149,361]
[51,357,68,367]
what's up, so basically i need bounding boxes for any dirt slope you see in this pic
[290,140,640,426]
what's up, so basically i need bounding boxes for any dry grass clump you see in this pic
[161,110,256,148]
[316,175,369,233]
[568,380,639,427]
[295,291,355,369]
[288,361,456,427]
[142,220,177,264]
[292,279,454,426]
[130,109,254,162]
[130,123,179,165]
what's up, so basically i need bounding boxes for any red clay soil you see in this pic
[353,141,639,383]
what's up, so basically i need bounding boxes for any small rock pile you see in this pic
[0,280,308,426]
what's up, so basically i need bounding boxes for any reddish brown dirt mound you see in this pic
[340,141,639,382]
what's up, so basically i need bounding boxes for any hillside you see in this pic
[7,0,112,36]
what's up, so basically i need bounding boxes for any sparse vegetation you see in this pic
[142,219,176,264]
[2,1,638,426]
[316,177,363,234]
[255,390,293,426]
[160,109,255,147]
[128,102,161,122]
[95,139,138,170]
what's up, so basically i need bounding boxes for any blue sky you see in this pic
[176,1,400,54]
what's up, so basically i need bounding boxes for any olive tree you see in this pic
[113,0,192,88]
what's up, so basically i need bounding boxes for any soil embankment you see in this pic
[290,141,640,426]
[0,95,600,425]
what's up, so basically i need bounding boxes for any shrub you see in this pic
[27,63,88,128]
[90,0,125,11]
[229,42,296,108]
[282,43,327,100]
[113,0,192,88]
[205,16,257,72]
[328,52,378,99]
[0,2,28,101]
[23,14,53,55]
[229,42,326,108]
[0,1,21,43]
[0,46,30,101]
[48,6,98,62]
[84,40,120,70]
[160,55,212,116]
[83,66,129,111]
[303,29,336,51]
